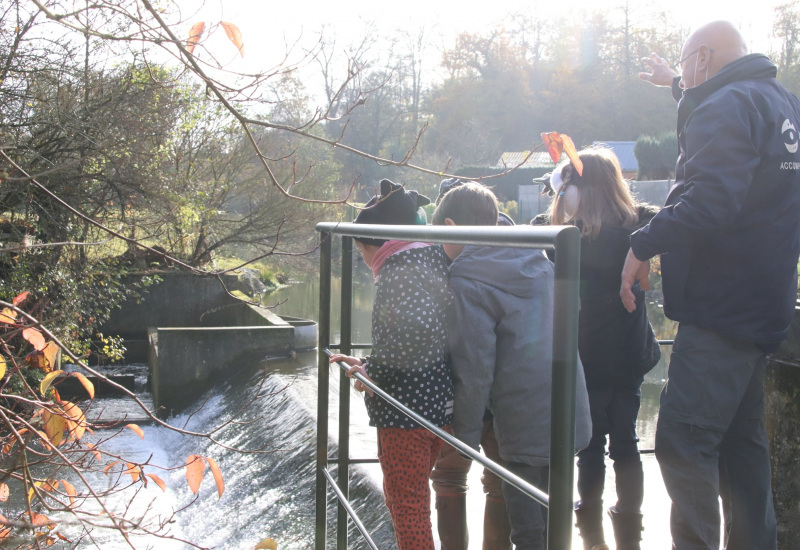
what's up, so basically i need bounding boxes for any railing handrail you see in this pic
[315,222,583,550]
[325,349,550,505]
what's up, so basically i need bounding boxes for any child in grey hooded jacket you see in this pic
[433,181,592,550]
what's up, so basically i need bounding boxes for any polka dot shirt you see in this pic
[363,245,454,429]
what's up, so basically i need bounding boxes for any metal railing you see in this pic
[315,222,582,550]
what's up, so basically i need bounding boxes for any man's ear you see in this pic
[444,218,456,226]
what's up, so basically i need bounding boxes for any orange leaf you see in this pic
[145,473,166,492]
[124,463,140,483]
[187,21,205,54]
[42,342,59,371]
[185,454,206,494]
[203,456,224,498]
[0,354,5,380]
[71,373,94,400]
[125,424,144,439]
[0,308,15,325]
[60,479,76,506]
[560,134,583,176]
[84,443,101,462]
[220,21,245,57]
[104,460,121,474]
[541,131,564,164]
[56,532,71,542]
[253,538,278,550]
[12,291,30,307]
[27,351,51,373]
[29,512,54,528]
[22,327,46,351]
[0,484,7,502]
[61,402,86,441]
[34,429,52,451]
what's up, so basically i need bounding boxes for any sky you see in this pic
[171,0,784,101]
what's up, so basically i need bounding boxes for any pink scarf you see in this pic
[371,240,432,280]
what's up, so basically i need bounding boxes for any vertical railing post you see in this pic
[315,232,333,550]
[337,236,354,549]
[548,226,581,550]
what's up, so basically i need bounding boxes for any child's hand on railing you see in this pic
[329,354,375,397]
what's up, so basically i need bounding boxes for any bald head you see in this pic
[677,21,748,88]
[688,21,747,74]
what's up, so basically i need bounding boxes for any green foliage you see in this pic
[635,132,677,180]
[498,200,518,222]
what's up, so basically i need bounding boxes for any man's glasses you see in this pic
[672,46,714,71]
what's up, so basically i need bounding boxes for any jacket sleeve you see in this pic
[631,92,760,260]
[448,277,497,451]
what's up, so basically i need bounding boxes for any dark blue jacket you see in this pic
[631,54,800,349]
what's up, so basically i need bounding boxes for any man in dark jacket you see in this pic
[621,20,800,550]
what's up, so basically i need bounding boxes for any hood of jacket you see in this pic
[448,244,552,298]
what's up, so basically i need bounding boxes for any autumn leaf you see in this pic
[187,21,205,54]
[60,479,76,506]
[71,372,94,399]
[560,134,583,176]
[23,327,46,351]
[84,443,101,462]
[29,512,54,528]
[541,132,563,164]
[145,473,166,492]
[61,402,86,441]
[41,410,65,447]
[12,291,30,307]
[104,461,121,475]
[185,454,206,494]
[204,456,224,498]
[42,342,59,370]
[124,463,140,483]
[0,308,15,325]
[27,350,51,373]
[220,21,245,57]
[125,423,144,439]
[0,484,7,502]
[40,370,64,396]
[254,538,278,550]
[0,355,5,380]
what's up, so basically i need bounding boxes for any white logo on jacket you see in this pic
[783,119,798,153]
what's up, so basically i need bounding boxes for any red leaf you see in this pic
[22,328,46,351]
[220,21,245,58]
[203,456,225,498]
[187,21,205,54]
[540,132,564,164]
[12,292,30,307]
[185,454,206,494]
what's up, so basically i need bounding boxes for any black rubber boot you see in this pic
[608,506,643,550]
[574,505,609,550]
[436,494,468,550]
[482,497,512,550]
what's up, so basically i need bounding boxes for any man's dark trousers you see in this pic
[655,324,777,550]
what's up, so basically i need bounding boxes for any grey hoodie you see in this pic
[448,244,592,466]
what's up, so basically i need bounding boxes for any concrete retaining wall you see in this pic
[148,324,296,412]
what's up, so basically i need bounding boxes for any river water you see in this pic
[78,256,677,549]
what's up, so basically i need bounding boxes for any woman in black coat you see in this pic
[533,148,660,550]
